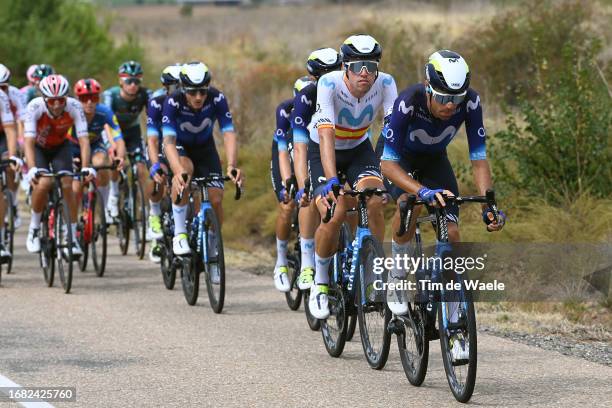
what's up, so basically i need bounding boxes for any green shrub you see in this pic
[0,0,145,87]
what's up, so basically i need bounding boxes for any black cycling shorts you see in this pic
[308,138,382,198]
[123,126,145,155]
[176,138,223,189]
[270,141,295,203]
[35,141,73,173]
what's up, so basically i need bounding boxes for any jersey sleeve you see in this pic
[212,91,235,134]
[0,91,14,125]
[274,101,292,152]
[314,73,336,129]
[161,96,179,139]
[464,90,487,161]
[68,98,88,138]
[381,73,399,119]
[381,91,413,162]
[146,98,162,138]
[10,87,26,121]
[23,100,39,138]
[102,89,113,109]
[291,85,316,145]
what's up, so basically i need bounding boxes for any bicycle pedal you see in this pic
[426,326,440,341]
[387,319,405,335]
[447,321,467,331]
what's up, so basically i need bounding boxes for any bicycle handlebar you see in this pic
[322,186,387,224]
[174,169,241,204]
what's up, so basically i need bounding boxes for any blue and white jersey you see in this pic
[146,94,166,139]
[274,98,293,152]
[382,84,486,161]
[161,87,234,146]
[290,82,317,145]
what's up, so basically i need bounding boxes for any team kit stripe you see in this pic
[335,124,369,139]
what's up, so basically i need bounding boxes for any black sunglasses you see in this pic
[184,87,208,96]
[122,77,141,86]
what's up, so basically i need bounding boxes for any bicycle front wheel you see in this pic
[357,236,391,369]
[203,208,225,313]
[132,180,147,259]
[285,251,302,311]
[117,180,130,255]
[92,191,108,277]
[77,195,90,272]
[4,191,15,274]
[398,303,429,386]
[40,207,55,287]
[56,200,74,294]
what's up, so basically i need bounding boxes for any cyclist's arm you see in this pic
[293,143,308,190]
[319,126,337,180]
[291,86,315,189]
[161,97,182,175]
[4,123,18,158]
[274,102,293,185]
[146,99,162,165]
[214,91,239,173]
[222,130,238,170]
[78,137,91,169]
[69,98,91,167]
[22,101,37,168]
[315,77,337,180]
[464,89,492,205]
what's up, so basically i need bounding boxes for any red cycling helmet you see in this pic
[74,78,102,96]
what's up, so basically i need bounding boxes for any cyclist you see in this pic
[24,64,55,104]
[0,87,20,261]
[24,75,95,257]
[146,64,182,263]
[102,61,150,220]
[162,61,243,259]
[270,77,309,292]
[0,63,27,228]
[289,47,342,292]
[307,35,398,319]
[20,64,39,95]
[380,50,506,361]
[71,78,125,221]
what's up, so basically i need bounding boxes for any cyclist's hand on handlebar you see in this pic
[150,162,166,184]
[27,167,40,186]
[9,156,23,172]
[172,171,189,196]
[227,166,243,187]
[483,208,506,232]
[82,167,96,182]
[115,157,125,171]
[320,177,341,206]
[295,188,310,207]
[417,187,453,207]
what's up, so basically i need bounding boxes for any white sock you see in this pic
[98,185,109,208]
[30,211,42,230]
[276,238,288,267]
[300,238,315,269]
[391,240,412,279]
[71,223,77,240]
[172,204,187,235]
[314,253,332,286]
[10,190,18,207]
[149,200,161,216]
[109,180,119,196]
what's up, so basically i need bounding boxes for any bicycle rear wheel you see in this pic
[77,194,90,272]
[92,191,108,277]
[346,314,357,341]
[160,226,176,289]
[398,303,429,386]
[285,251,302,311]
[56,200,74,294]
[117,180,130,255]
[179,254,199,305]
[132,179,147,260]
[40,207,55,287]
[203,208,225,314]
[4,191,15,274]
[438,291,477,403]
[303,290,321,331]
[357,236,391,369]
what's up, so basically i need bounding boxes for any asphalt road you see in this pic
[1,228,610,407]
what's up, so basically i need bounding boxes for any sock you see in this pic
[98,185,110,209]
[172,204,187,235]
[300,238,315,270]
[109,180,119,196]
[71,223,77,240]
[275,238,288,267]
[449,302,460,324]
[314,253,332,286]
[391,240,412,279]
[10,190,18,207]
[0,228,4,244]
[149,200,161,216]
[30,211,42,230]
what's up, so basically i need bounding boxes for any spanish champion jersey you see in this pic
[69,104,122,146]
[381,84,486,162]
[24,97,88,148]
[291,82,317,145]
[161,88,234,146]
[273,98,293,152]
[310,70,398,150]
[102,86,150,130]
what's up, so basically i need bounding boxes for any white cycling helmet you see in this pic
[0,64,10,85]
[425,50,470,94]
[39,74,70,98]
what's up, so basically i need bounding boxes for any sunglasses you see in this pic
[345,60,379,75]
[45,97,66,105]
[184,87,208,96]
[428,86,466,105]
[122,77,141,86]
[78,94,100,104]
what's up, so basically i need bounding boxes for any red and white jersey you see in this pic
[0,89,15,130]
[4,85,26,121]
[24,97,88,148]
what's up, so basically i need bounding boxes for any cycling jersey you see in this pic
[69,104,122,147]
[1,85,26,121]
[146,94,166,140]
[161,88,234,146]
[24,97,88,148]
[310,70,397,149]
[291,82,317,145]
[102,86,150,130]
[151,88,166,99]
[274,98,293,152]
[0,90,14,127]
[381,84,486,162]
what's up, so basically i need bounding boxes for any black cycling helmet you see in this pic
[424,50,470,94]
[160,63,182,86]
[306,48,342,78]
[179,62,211,88]
[340,34,382,62]
[32,64,55,81]
[118,60,143,77]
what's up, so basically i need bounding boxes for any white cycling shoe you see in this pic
[308,284,330,320]
[273,265,290,292]
[107,194,119,218]
[26,227,41,253]
[172,233,190,256]
[450,334,469,362]
[386,274,409,315]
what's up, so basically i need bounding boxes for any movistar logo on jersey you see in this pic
[467,95,480,112]
[179,118,212,133]
[320,77,335,89]
[300,94,312,106]
[151,100,161,109]
[280,109,290,119]
[168,98,179,108]
[382,76,394,87]
[409,126,457,145]
[214,93,225,104]
[398,101,414,115]
[338,105,374,127]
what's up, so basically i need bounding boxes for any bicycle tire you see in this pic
[398,303,429,386]
[203,208,225,314]
[133,179,147,260]
[303,289,321,331]
[117,180,130,255]
[78,193,90,272]
[438,290,477,403]
[357,236,391,369]
[160,236,176,290]
[92,191,107,277]
[4,191,15,274]
[346,313,357,341]
[56,199,74,294]
[285,252,302,311]
[40,207,55,287]
[180,254,199,305]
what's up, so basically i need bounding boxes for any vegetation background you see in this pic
[0,0,610,332]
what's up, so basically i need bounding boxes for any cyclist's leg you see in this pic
[296,200,318,289]
[27,146,54,252]
[2,129,20,228]
[52,142,80,243]
[0,136,7,255]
